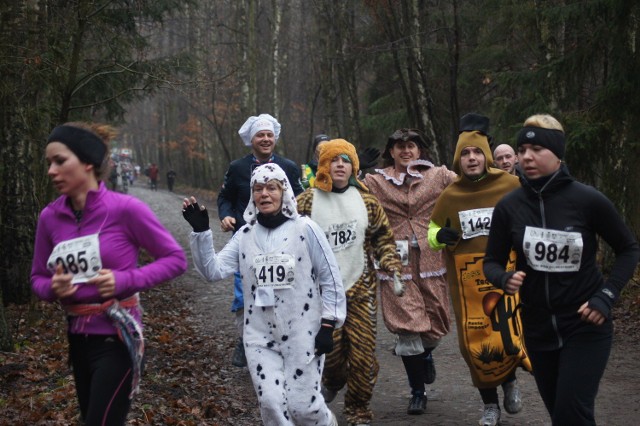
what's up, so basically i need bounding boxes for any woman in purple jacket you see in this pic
[31,122,187,425]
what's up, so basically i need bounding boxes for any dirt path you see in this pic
[133,184,640,426]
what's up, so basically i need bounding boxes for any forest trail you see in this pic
[137,184,640,426]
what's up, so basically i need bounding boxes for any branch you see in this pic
[67,86,152,112]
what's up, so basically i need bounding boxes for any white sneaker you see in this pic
[479,403,501,426]
[503,379,523,414]
[328,410,338,426]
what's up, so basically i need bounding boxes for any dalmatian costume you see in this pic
[189,163,346,425]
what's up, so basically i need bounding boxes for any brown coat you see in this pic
[365,161,456,338]
[365,162,456,279]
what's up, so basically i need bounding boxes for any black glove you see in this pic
[182,202,210,232]
[314,319,336,356]
[436,218,459,246]
[358,147,381,170]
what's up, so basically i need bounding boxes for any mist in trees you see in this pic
[1,0,638,350]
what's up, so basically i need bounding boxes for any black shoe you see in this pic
[407,391,427,415]
[231,339,247,368]
[321,386,338,403]
[424,353,436,384]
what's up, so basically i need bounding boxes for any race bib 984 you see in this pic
[522,226,583,272]
[47,233,102,284]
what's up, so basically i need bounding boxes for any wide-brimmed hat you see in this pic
[382,128,429,163]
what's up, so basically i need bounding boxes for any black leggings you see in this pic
[68,334,133,426]
[478,370,517,406]
[527,323,612,426]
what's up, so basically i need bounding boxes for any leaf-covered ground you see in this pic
[0,275,262,426]
[3,271,639,425]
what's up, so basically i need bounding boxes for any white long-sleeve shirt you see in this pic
[189,217,346,327]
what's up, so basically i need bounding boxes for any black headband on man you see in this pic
[47,125,107,167]
[517,126,565,160]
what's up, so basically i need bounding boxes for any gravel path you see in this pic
[132,184,640,426]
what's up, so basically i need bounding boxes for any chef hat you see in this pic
[238,114,282,146]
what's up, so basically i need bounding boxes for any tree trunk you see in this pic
[237,0,258,118]
[0,1,52,320]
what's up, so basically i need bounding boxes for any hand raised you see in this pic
[182,196,210,232]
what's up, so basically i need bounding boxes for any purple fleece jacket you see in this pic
[31,182,187,335]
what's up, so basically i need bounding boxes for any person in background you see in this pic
[31,122,187,425]
[493,144,518,175]
[364,128,456,415]
[217,113,303,368]
[428,113,529,426]
[148,163,159,190]
[167,168,177,192]
[301,133,331,189]
[483,114,640,425]
[297,139,404,426]
[356,146,382,178]
[183,163,345,426]
[134,164,141,183]
[109,159,119,190]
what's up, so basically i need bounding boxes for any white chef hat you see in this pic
[238,113,282,146]
[243,163,299,225]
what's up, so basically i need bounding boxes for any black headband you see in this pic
[47,125,107,167]
[517,126,565,159]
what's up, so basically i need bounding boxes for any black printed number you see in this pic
[331,230,353,246]
[55,250,88,274]
[534,242,569,263]
[258,265,286,283]
[467,216,491,232]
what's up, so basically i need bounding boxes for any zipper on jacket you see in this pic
[538,187,563,349]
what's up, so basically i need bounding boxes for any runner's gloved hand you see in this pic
[314,319,336,356]
[358,147,381,170]
[182,198,210,232]
[393,271,405,297]
[436,218,459,246]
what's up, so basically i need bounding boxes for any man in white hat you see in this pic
[217,113,303,368]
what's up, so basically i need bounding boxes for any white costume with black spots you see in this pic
[189,162,345,425]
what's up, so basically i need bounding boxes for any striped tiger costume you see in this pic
[297,187,401,425]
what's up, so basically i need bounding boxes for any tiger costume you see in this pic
[296,138,401,426]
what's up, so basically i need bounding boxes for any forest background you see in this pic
[1,0,639,350]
